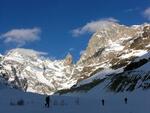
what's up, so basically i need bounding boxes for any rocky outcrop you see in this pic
[64,53,73,65]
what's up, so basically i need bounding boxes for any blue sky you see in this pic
[0,0,150,61]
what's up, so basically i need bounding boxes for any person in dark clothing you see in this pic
[102,99,105,106]
[45,96,50,108]
[124,97,127,104]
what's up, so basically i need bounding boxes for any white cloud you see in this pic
[7,48,47,56]
[143,7,150,21]
[124,7,140,13]
[0,27,41,47]
[71,17,119,37]
[69,48,74,51]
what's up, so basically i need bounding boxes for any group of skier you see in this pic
[101,97,128,106]
[44,96,128,108]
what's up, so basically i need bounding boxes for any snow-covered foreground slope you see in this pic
[0,81,150,113]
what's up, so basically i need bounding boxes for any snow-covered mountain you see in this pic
[0,22,150,95]
[0,48,77,95]
[65,22,150,94]
[76,22,150,83]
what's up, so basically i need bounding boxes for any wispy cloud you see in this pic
[124,7,140,13]
[71,17,119,37]
[69,48,75,51]
[6,48,48,56]
[143,7,150,21]
[0,27,41,47]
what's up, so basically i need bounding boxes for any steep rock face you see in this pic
[77,23,150,79]
[68,23,150,93]
[69,23,150,88]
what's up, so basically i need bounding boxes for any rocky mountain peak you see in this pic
[78,23,148,63]
[64,53,73,65]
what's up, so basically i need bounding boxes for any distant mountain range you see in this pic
[0,22,150,95]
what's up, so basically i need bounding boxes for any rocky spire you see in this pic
[64,53,73,65]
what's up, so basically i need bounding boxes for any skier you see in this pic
[102,99,105,106]
[45,96,50,108]
[124,97,127,104]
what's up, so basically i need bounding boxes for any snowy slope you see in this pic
[0,79,150,113]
